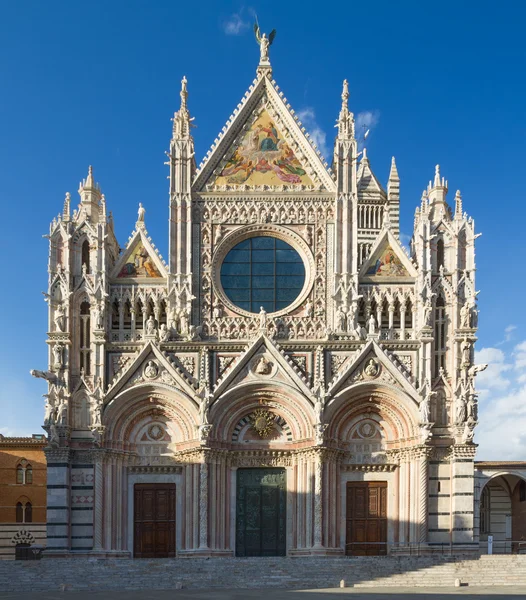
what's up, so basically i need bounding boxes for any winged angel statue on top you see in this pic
[254,23,276,63]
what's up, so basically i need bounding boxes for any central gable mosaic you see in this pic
[117,239,162,278]
[365,244,409,278]
[213,110,313,187]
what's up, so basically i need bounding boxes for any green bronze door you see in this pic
[236,468,287,556]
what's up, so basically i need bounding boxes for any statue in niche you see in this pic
[305,299,313,318]
[159,323,171,342]
[54,304,66,332]
[254,356,273,375]
[461,337,471,366]
[456,392,467,425]
[347,303,357,334]
[259,306,268,330]
[460,301,471,328]
[44,400,55,425]
[91,401,102,427]
[53,344,63,369]
[94,304,104,330]
[335,305,346,332]
[56,400,68,426]
[199,394,211,425]
[213,303,223,319]
[368,314,376,335]
[180,309,190,335]
[423,298,433,327]
[145,314,156,335]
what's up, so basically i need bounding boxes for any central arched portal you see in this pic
[235,468,287,557]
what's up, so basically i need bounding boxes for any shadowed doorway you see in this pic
[134,483,176,558]
[346,481,387,556]
[236,468,286,556]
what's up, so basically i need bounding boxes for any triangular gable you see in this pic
[104,342,197,405]
[357,152,386,196]
[193,76,335,193]
[212,334,314,401]
[359,229,417,280]
[328,340,419,400]
[110,227,167,281]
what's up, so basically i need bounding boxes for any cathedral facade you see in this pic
[37,44,485,558]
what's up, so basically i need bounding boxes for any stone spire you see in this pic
[172,76,193,140]
[387,157,400,238]
[454,189,463,220]
[63,192,71,221]
[78,165,102,222]
[336,79,355,140]
[427,164,449,222]
[168,76,195,279]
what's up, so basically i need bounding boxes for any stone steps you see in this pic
[0,556,525,592]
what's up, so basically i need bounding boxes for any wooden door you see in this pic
[134,483,176,558]
[346,481,387,556]
[236,468,286,556]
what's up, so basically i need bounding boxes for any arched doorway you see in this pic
[479,474,526,553]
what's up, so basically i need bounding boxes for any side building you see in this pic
[0,435,47,559]
[33,41,507,558]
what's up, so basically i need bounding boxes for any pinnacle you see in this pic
[180,76,188,111]
[341,79,349,107]
[389,156,399,180]
[85,165,94,187]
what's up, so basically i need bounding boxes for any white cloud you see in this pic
[222,12,250,36]
[475,339,526,460]
[475,347,512,391]
[296,108,329,159]
[496,324,517,346]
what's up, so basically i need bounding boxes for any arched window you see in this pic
[16,460,32,485]
[111,300,120,329]
[381,298,389,330]
[393,298,402,330]
[135,300,144,330]
[15,501,32,523]
[123,300,132,330]
[80,301,91,375]
[405,300,413,330]
[434,295,447,375]
[81,240,90,273]
[520,480,526,502]
[436,239,445,271]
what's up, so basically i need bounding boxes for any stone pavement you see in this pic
[1,588,526,600]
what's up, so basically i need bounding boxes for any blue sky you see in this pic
[1,1,525,458]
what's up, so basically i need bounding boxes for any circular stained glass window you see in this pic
[220,236,306,314]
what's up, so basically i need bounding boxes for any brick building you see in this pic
[0,435,47,558]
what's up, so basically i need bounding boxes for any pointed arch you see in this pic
[436,238,445,271]
[81,240,90,273]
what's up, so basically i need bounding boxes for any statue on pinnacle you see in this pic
[254,23,276,64]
